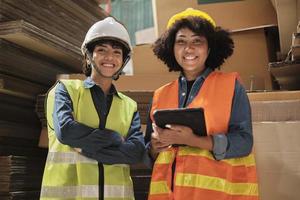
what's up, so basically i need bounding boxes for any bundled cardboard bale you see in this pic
[0,20,81,71]
[0,155,47,200]
[0,0,107,47]
[0,39,69,86]
[0,74,48,99]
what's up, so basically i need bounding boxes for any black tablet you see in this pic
[153,107,207,137]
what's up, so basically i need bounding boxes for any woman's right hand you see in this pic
[149,124,170,159]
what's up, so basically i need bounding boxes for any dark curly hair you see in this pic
[82,39,130,76]
[153,17,234,72]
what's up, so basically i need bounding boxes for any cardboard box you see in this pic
[253,121,300,200]
[250,100,300,122]
[152,0,277,37]
[247,90,300,101]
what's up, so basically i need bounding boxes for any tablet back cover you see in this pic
[153,107,207,136]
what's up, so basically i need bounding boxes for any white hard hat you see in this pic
[81,17,132,55]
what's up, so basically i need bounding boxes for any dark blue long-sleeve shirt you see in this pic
[145,68,253,160]
[52,77,146,165]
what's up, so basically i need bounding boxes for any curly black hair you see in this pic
[153,17,234,72]
[82,39,130,76]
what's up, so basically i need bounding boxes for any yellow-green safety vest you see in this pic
[40,79,137,200]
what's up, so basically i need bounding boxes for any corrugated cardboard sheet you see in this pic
[253,121,300,200]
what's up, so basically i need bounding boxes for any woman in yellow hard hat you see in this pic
[145,8,259,200]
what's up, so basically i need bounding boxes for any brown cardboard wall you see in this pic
[132,44,176,75]
[117,44,180,91]
[221,29,272,90]
[131,30,273,90]
[152,0,277,37]
[115,74,179,91]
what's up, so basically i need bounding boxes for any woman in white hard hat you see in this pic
[145,8,258,200]
[40,17,146,200]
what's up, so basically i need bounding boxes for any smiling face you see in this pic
[174,28,209,80]
[91,42,123,79]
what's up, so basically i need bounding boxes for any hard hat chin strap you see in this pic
[112,53,131,80]
[85,51,98,74]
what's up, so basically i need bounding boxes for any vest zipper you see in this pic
[171,158,176,191]
[98,162,104,200]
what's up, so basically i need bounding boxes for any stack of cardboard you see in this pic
[248,91,300,200]
[0,156,46,200]
[0,0,107,69]
[130,164,152,200]
[0,0,107,199]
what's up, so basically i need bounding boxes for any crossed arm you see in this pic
[53,83,146,165]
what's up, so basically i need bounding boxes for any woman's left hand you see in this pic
[159,124,195,146]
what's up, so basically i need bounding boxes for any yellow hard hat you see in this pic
[167,8,216,29]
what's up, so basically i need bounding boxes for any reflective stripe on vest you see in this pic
[41,79,136,200]
[148,72,258,200]
[46,151,97,164]
[41,185,98,199]
[175,173,258,195]
[41,185,134,199]
[46,151,131,166]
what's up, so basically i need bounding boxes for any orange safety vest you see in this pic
[148,71,258,200]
